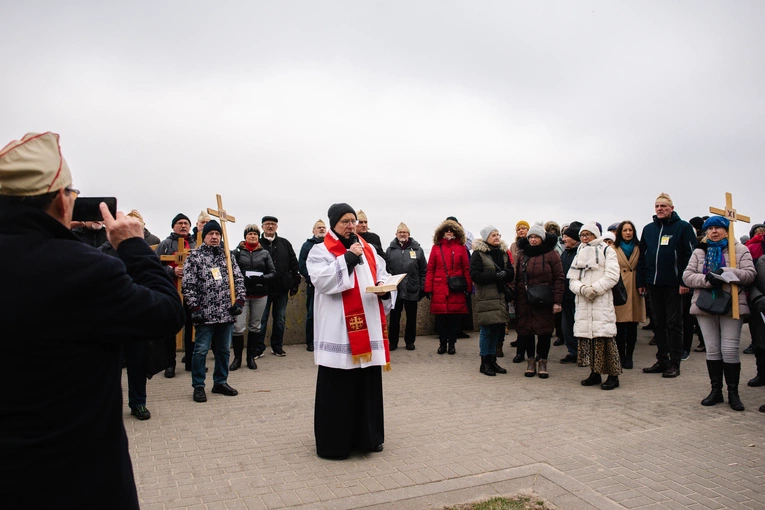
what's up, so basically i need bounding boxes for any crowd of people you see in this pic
[3,132,765,504]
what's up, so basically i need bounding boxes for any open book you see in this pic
[366,273,406,293]
[709,271,740,284]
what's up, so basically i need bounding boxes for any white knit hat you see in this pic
[480,225,498,240]
[579,221,601,238]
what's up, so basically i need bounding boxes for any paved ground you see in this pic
[124,326,765,509]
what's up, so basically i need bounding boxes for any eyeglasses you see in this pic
[65,187,80,198]
[396,231,409,234]
[338,219,357,226]
[580,232,594,239]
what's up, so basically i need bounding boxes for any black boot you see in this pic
[490,355,507,374]
[437,339,447,355]
[496,341,504,358]
[601,375,619,390]
[749,352,765,386]
[447,340,456,355]
[701,359,724,406]
[581,371,602,386]
[480,356,496,376]
[723,362,745,411]
[229,335,244,371]
[512,337,525,363]
[246,342,257,370]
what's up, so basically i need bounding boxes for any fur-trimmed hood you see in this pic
[544,221,561,235]
[472,237,509,254]
[433,219,465,245]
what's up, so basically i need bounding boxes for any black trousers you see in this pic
[166,304,194,369]
[521,334,551,360]
[616,322,638,362]
[682,292,698,352]
[647,285,683,367]
[437,314,460,343]
[388,298,418,347]
[315,365,384,459]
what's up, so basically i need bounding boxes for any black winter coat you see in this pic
[299,236,324,287]
[156,232,197,280]
[0,206,184,509]
[639,211,696,287]
[560,245,579,308]
[385,237,427,301]
[232,242,277,296]
[72,225,108,248]
[260,234,300,295]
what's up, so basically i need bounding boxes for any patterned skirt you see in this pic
[578,337,622,376]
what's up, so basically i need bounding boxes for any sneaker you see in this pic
[193,387,207,403]
[131,406,151,420]
[272,347,287,357]
[681,351,690,361]
[252,352,265,359]
[559,354,577,364]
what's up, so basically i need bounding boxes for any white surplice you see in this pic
[307,230,396,370]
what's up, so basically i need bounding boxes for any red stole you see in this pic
[324,232,391,370]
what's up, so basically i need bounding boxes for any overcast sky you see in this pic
[2,1,763,252]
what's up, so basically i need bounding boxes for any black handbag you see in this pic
[522,255,553,307]
[440,246,468,292]
[696,288,732,315]
[604,246,628,306]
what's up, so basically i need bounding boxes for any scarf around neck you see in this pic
[620,240,635,259]
[704,238,728,274]
[323,231,391,370]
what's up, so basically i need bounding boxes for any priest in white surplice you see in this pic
[307,203,396,459]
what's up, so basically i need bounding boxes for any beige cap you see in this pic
[397,222,410,233]
[0,132,73,196]
[197,210,211,222]
[655,193,673,206]
[356,209,368,221]
[127,209,145,226]
[313,218,326,229]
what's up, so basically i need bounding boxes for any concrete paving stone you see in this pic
[711,495,752,510]
[259,492,286,510]
[686,492,727,509]
[621,495,664,509]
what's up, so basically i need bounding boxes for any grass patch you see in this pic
[444,495,551,510]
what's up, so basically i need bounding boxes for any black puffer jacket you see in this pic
[385,237,427,301]
[259,234,300,295]
[299,236,324,287]
[232,241,276,297]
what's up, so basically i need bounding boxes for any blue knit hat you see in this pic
[702,215,729,230]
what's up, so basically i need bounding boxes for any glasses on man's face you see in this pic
[65,187,80,198]
[263,222,277,227]
[338,219,357,226]
[396,231,408,235]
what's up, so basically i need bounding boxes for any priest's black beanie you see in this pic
[328,203,356,228]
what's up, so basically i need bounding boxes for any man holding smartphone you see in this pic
[0,132,184,509]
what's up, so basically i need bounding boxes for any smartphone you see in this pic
[72,197,117,222]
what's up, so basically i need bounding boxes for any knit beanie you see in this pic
[607,223,619,232]
[328,203,356,228]
[516,220,530,230]
[171,213,190,227]
[527,222,546,239]
[203,219,222,238]
[579,221,601,238]
[702,215,729,231]
[602,232,616,243]
[655,193,673,206]
[243,223,260,238]
[197,210,211,223]
[563,221,583,242]
[480,225,498,241]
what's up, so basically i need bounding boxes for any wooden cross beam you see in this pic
[207,194,237,303]
[160,240,192,348]
[709,192,750,319]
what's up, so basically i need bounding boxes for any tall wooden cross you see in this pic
[207,194,237,303]
[709,192,750,319]
[160,240,193,348]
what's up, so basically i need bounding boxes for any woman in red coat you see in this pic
[425,219,473,355]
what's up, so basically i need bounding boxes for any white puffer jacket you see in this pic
[568,240,620,339]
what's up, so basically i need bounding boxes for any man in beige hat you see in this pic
[299,219,327,351]
[0,132,184,508]
[638,192,697,378]
[356,209,386,263]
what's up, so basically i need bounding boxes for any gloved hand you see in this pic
[289,287,299,297]
[581,286,597,300]
[191,307,205,324]
[418,289,427,301]
[425,292,432,300]
[496,270,507,281]
[705,272,723,288]
[229,299,244,316]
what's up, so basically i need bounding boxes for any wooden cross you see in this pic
[207,194,237,303]
[709,192,750,319]
[160,239,192,348]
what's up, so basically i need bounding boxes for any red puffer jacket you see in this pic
[425,234,472,315]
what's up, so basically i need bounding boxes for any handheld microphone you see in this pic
[349,234,364,265]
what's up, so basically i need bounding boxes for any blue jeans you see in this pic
[192,323,233,388]
[561,305,577,357]
[479,324,505,356]
[256,293,288,352]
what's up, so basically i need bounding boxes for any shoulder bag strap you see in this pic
[439,246,450,278]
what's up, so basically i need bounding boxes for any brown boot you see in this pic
[538,359,548,379]
[525,358,536,377]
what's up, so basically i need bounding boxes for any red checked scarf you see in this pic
[324,232,391,370]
